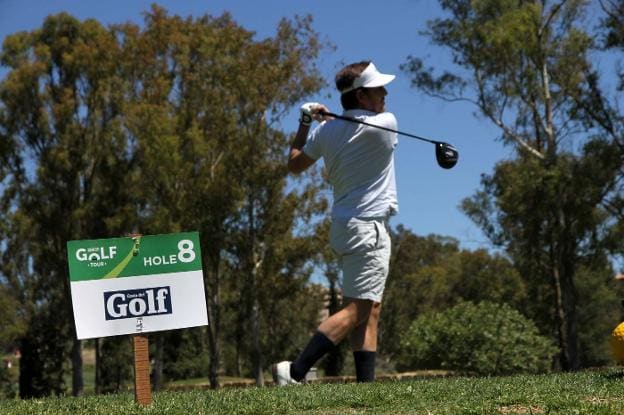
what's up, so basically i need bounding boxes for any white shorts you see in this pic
[329,217,391,303]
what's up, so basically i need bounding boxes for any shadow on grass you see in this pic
[597,368,624,380]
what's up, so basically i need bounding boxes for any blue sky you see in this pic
[0,0,517,251]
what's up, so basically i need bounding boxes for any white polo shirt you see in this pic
[303,109,399,219]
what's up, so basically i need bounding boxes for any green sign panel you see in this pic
[67,232,202,282]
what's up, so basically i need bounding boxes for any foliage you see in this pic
[0,6,328,395]
[162,328,209,381]
[118,5,328,387]
[98,337,133,394]
[405,0,624,370]
[381,227,527,358]
[0,287,25,351]
[398,301,556,376]
[0,12,136,396]
[601,0,624,54]
[0,364,16,399]
[462,143,624,365]
[18,306,70,397]
[596,0,624,214]
[403,0,595,158]
[575,265,624,366]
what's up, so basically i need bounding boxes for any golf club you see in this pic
[319,111,459,169]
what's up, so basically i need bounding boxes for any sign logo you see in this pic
[75,246,117,268]
[104,287,172,320]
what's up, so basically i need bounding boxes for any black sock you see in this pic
[290,331,335,381]
[353,351,376,382]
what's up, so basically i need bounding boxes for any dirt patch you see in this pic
[498,405,544,414]
[82,348,96,365]
[584,396,622,405]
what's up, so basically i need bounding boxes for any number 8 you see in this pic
[177,239,196,263]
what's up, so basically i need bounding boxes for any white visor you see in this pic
[340,62,396,94]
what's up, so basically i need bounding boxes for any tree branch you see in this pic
[541,59,556,153]
[599,0,619,21]
[475,68,545,159]
[539,0,568,37]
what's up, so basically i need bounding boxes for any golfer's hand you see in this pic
[300,102,332,126]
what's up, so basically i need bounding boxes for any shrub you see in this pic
[397,301,556,375]
[0,364,16,399]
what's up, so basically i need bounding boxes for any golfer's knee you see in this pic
[368,302,381,322]
[355,300,381,325]
[348,300,371,325]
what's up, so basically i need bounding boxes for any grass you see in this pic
[2,369,624,414]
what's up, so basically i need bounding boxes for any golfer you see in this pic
[273,60,398,384]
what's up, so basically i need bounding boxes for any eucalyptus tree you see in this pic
[0,13,136,396]
[404,0,623,369]
[1,5,330,395]
[118,6,328,387]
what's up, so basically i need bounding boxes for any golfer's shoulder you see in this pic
[366,111,397,130]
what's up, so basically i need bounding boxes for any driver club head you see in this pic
[435,142,459,169]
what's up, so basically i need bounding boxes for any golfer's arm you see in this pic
[288,123,316,174]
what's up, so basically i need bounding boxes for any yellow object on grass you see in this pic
[611,322,624,364]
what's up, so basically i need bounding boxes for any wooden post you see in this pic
[133,334,152,406]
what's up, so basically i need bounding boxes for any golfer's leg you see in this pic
[349,302,381,351]
[290,299,372,381]
[302,216,387,382]
[319,298,373,343]
[350,302,381,382]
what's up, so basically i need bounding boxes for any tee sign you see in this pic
[67,232,208,339]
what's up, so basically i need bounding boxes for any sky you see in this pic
[0,0,517,252]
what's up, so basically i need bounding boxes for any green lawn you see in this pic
[2,369,624,414]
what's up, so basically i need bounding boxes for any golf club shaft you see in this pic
[319,111,440,145]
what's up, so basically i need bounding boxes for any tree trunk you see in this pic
[71,338,84,396]
[18,337,34,398]
[245,193,264,386]
[561,267,580,370]
[251,295,263,386]
[234,295,244,378]
[208,328,220,389]
[552,265,580,370]
[561,231,580,370]
[249,248,264,385]
[206,258,221,389]
[551,223,581,371]
[552,265,568,370]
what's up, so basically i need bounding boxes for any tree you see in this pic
[1,6,330,395]
[116,6,328,387]
[229,122,326,385]
[405,0,623,369]
[462,147,623,364]
[208,17,327,386]
[591,0,624,224]
[601,0,624,53]
[0,13,136,396]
